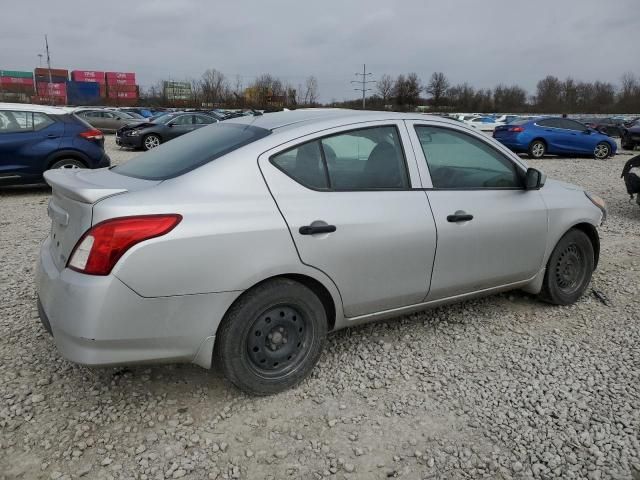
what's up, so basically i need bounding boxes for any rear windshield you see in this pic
[114,122,271,180]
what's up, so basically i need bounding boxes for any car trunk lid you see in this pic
[44,168,160,270]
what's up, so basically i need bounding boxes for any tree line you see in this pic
[334,71,640,114]
[141,69,319,110]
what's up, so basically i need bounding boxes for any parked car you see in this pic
[119,107,155,118]
[622,154,640,206]
[116,112,219,150]
[37,109,606,395]
[75,109,141,133]
[580,117,626,137]
[621,119,640,150]
[115,109,145,120]
[493,117,617,159]
[0,103,109,185]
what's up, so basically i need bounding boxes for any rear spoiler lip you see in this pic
[44,169,127,204]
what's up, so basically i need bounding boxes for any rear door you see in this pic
[193,114,216,131]
[259,121,437,318]
[407,120,548,299]
[0,110,62,180]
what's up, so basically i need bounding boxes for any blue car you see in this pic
[493,117,617,160]
[0,104,110,185]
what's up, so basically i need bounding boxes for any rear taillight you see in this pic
[508,126,524,133]
[79,128,104,141]
[67,215,182,275]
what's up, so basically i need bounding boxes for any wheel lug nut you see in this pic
[267,333,273,340]
[279,327,284,333]
[282,338,287,344]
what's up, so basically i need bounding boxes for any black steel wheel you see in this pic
[214,278,327,395]
[539,229,594,305]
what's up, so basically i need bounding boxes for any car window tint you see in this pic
[114,123,271,180]
[415,126,521,189]
[33,113,54,131]
[194,115,215,124]
[172,115,193,126]
[271,140,328,189]
[321,126,408,189]
[561,119,587,131]
[537,118,563,128]
[0,111,33,132]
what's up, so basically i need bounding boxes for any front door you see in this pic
[166,114,196,140]
[259,122,437,318]
[407,121,548,300]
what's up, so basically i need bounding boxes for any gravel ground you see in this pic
[1,136,639,480]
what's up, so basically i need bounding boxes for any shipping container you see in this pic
[106,71,136,81]
[34,67,69,78]
[107,77,136,86]
[35,74,68,84]
[37,82,67,96]
[107,90,138,99]
[32,95,67,105]
[0,92,30,102]
[99,84,107,97]
[0,70,33,79]
[71,70,106,84]
[0,76,34,86]
[67,81,101,104]
[107,83,138,93]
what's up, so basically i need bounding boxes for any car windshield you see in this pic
[114,122,271,180]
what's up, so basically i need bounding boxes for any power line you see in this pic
[351,64,375,109]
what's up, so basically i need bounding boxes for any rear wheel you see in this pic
[539,229,594,305]
[594,142,611,160]
[142,134,161,151]
[214,278,327,395]
[49,158,85,170]
[528,140,546,159]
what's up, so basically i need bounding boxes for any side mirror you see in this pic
[525,167,546,190]
[167,122,175,127]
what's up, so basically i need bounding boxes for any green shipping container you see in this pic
[0,70,33,79]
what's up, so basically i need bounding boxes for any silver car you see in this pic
[36,110,606,395]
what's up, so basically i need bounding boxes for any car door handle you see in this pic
[447,213,473,223]
[46,134,60,139]
[299,224,337,235]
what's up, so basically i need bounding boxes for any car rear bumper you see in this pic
[36,236,240,368]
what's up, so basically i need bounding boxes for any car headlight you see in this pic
[585,191,607,223]
[126,130,141,136]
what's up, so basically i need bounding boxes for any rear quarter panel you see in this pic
[95,148,344,319]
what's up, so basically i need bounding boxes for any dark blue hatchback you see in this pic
[0,104,110,185]
[493,117,617,160]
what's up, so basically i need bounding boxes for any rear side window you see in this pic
[114,123,271,180]
[536,118,563,128]
[0,111,53,132]
[270,126,408,191]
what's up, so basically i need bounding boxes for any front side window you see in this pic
[271,126,408,191]
[172,115,194,126]
[536,118,563,128]
[415,126,522,189]
[560,119,588,131]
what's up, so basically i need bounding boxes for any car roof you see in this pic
[0,102,70,115]
[225,109,461,132]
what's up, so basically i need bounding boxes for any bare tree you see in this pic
[200,69,228,106]
[303,76,319,105]
[376,74,393,107]
[425,72,449,108]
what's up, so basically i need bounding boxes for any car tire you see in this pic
[528,140,546,159]
[594,142,611,160]
[142,134,161,151]
[214,278,328,396]
[539,229,594,306]
[49,158,85,170]
[621,136,635,150]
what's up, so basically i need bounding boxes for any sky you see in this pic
[1,0,638,102]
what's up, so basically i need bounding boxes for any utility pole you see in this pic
[351,64,375,109]
[45,34,53,105]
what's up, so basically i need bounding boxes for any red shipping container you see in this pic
[32,95,67,105]
[107,84,137,93]
[106,71,136,82]
[107,90,138,99]
[0,76,34,86]
[71,70,106,84]
[37,82,67,96]
[34,67,68,78]
[99,84,107,97]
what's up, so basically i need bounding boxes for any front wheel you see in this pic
[142,134,161,151]
[594,142,611,160]
[539,229,594,305]
[49,158,85,170]
[214,278,327,396]
[528,140,546,159]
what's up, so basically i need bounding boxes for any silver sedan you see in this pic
[36,110,606,395]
